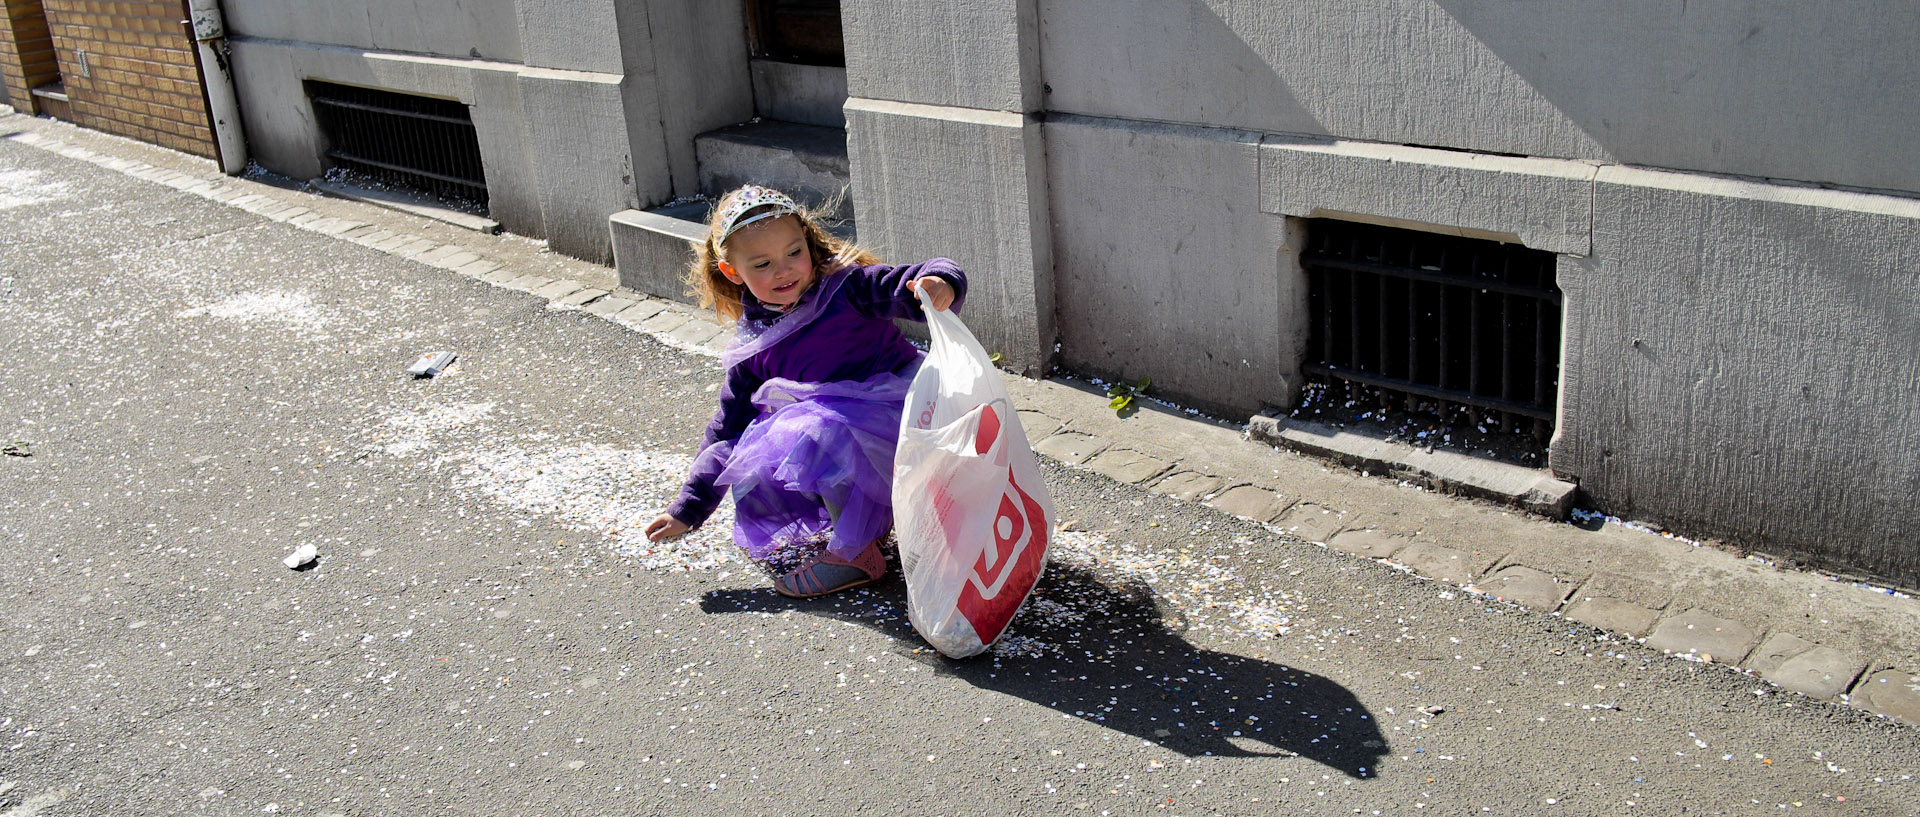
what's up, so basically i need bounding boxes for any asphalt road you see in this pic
[2,135,1916,817]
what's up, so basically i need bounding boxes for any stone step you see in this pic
[610,199,709,304]
[694,119,850,218]
[610,196,858,305]
[29,82,71,121]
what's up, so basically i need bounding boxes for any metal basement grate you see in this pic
[1302,220,1562,435]
[307,81,488,206]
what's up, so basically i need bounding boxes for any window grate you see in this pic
[1302,220,1562,434]
[307,81,487,206]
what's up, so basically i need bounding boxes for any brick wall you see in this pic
[43,0,215,158]
[0,0,62,110]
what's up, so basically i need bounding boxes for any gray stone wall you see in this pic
[1045,115,1298,415]
[222,0,523,63]
[223,0,751,263]
[843,0,1054,376]
[1557,171,1920,585]
[1039,0,1920,195]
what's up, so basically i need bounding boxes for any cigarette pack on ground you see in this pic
[407,351,457,377]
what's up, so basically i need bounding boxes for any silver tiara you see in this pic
[715,186,801,244]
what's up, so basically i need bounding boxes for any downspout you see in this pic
[187,0,247,175]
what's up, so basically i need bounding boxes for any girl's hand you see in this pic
[645,514,691,542]
[908,276,956,312]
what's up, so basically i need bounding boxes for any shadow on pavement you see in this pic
[701,561,1388,779]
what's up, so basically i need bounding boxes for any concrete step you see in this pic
[610,199,709,304]
[610,197,857,305]
[694,119,849,218]
[29,82,71,121]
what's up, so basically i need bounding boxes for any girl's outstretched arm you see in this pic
[844,258,967,319]
[906,276,956,311]
[645,514,690,541]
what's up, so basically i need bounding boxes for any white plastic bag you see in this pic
[894,289,1055,658]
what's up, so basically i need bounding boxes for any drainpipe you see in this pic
[187,0,247,175]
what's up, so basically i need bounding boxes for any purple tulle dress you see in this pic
[673,261,961,578]
[714,371,914,574]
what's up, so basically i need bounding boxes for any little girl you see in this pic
[643,185,963,598]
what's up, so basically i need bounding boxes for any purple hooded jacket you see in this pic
[665,258,968,528]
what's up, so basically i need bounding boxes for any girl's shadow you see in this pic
[700,561,1387,779]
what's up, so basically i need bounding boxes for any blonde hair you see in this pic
[687,187,878,323]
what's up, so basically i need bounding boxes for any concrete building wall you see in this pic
[1556,173,1920,585]
[222,0,753,263]
[221,0,522,64]
[842,0,1053,376]
[1039,0,1920,196]
[1045,115,1297,416]
[846,98,1053,376]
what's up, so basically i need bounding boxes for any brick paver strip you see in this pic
[1765,647,1866,700]
[1849,669,1920,725]
[431,251,482,270]
[1034,431,1109,465]
[479,268,521,285]
[413,245,462,265]
[1272,502,1348,543]
[1746,632,1817,675]
[1645,608,1759,665]
[584,296,634,316]
[267,207,309,223]
[1564,596,1660,638]
[1327,530,1408,559]
[309,218,365,236]
[1016,409,1062,441]
[668,319,724,347]
[392,238,439,257]
[640,308,691,334]
[504,275,554,293]
[339,225,380,240]
[1206,485,1291,522]
[1394,541,1492,585]
[1149,471,1223,502]
[369,234,415,252]
[557,288,608,307]
[613,300,668,325]
[456,260,504,278]
[1085,448,1172,485]
[532,279,583,300]
[1480,565,1574,612]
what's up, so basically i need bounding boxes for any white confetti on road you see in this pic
[443,441,739,572]
[175,289,333,332]
[0,168,73,210]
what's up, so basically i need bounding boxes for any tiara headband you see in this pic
[715,186,801,244]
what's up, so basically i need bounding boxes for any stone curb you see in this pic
[8,114,1916,727]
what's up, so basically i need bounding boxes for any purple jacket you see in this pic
[666,259,968,528]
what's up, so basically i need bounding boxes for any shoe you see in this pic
[773,539,886,598]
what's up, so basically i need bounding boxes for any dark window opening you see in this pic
[306,81,488,210]
[1299,220,1562,462]
[746,0,844,66]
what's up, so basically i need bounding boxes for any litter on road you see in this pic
[406,351,458,378]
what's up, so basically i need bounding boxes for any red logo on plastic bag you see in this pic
[955,467,1048,645]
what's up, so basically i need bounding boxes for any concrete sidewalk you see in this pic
[6,108,1915,727]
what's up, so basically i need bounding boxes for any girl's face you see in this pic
[720,215,815,309]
